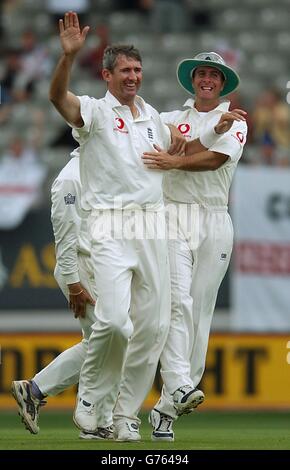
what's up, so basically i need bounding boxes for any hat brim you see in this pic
[177,59,240,97]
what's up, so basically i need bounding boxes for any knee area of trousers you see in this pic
[107,317,133,340]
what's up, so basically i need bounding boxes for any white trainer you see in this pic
[79,425,114,440]
[149,409,174,442]
[73,397,98,433]
[173,385,205,415]
[114,420,141,442]
[11,380,46,435]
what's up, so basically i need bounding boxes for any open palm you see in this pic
[59,11,90,55]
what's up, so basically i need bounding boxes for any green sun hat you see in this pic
[177,51,240,97]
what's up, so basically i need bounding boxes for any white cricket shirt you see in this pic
[72,91,171,211]
[51,151,91,284]
[161,99,247,208]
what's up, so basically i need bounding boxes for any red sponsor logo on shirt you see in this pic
[114,117,128,133]
[178,123,190,134]
[236,131,244,143]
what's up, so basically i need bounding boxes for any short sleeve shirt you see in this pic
[161,99,247,208]
[72,91,171,211]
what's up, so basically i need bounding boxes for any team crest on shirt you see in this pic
[114,117,128,133]
[177,123,191,139]
[64,193,76,205]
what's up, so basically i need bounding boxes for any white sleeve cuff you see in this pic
[63,272,80,285]
[199,127,220,149]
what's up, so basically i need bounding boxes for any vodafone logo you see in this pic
[114,117,128,134]
[178,123,190,134]
[115,118,125,129]
[236,132,244,143]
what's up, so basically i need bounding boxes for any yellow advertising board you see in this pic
[0,333,290,410]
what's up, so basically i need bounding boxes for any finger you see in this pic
[82,26,90,40]
[142,152,159,158]
[68,11,74,28]
[64,12,70,29]
[73,11,79,28]
[153,144,162,152]
[230,113,245,121]
[83,293,95,306]
[231,109,247,115]
[143,159,159,165]
[88,297,96,306]
[59,19,64,34]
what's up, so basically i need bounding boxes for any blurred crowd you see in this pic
[0,0,290,228]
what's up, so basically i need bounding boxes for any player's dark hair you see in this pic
[102,44,142,72]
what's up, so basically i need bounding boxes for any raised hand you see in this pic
[215,108,247,135]
[59,11,90,56]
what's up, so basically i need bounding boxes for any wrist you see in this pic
[68,281,82,293]
[200,127,220,149]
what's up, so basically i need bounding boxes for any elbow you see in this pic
[210,161,222,171]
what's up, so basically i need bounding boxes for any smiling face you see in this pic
[102,54,142,105]
[192,66,225,110]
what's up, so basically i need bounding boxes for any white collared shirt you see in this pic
[72,91,171,211]
[161,99,247,208]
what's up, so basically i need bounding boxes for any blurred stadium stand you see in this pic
[0,0,290,331]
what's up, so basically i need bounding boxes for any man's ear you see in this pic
[102,68,111,83]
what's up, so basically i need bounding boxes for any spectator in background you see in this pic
[0,1,3,39]
[150,0,189,33]
[0,136,47,230]
[251,88,290,166]
[79,24,110,80]
[0,109,47,229]
[187,0,212,29]
[16,30,52,95]
[0,49,22,124]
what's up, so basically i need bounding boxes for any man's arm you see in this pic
[51,173,94,318]
[49,11,89,127]
[142,109,247,170]
[142,146,228,171]
[185,108,247,155]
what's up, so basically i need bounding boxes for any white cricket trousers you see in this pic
[155,203,233,419]
[78,210,171,424]
[33,253,114,427]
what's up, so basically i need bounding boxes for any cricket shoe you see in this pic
[11,380,46,434]
[149,408,174,442]
[173,385,205,416]
[73,397,98,433]
[79,425,114,440]
[114,420,141,442]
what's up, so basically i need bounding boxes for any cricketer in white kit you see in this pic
[143,52,248,441]
[48,12,176,442]
[11,150,115,440]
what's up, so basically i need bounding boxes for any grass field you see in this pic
[1,410,290,451]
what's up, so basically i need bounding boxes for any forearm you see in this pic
[185,138,207,155]
[49,54,74,103]
[49,54,82,126]
[175,150,228,171]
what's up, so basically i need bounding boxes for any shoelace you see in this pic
[158,414,173,432]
